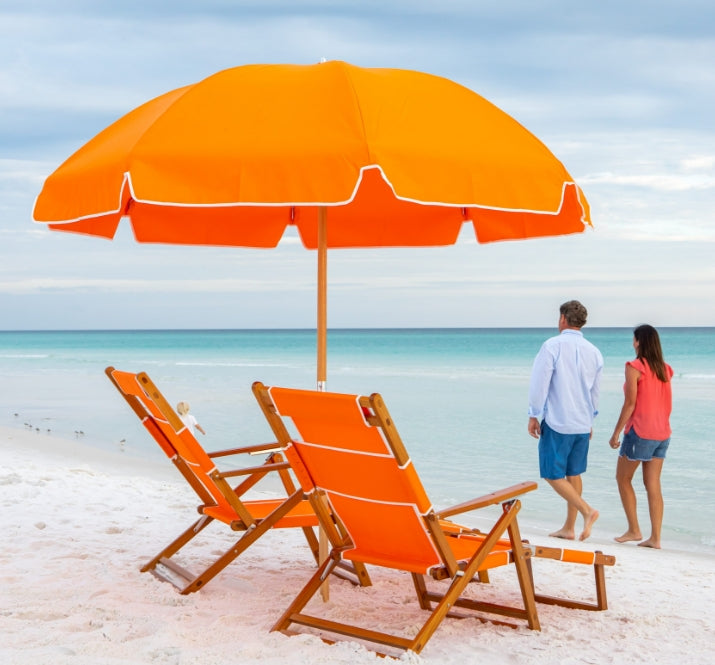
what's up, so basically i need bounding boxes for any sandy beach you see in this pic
[1,424,713,665]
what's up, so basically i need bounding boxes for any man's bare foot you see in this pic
[614,530,642,543]
[578,510,599,541]
[637,538,661,549]
[549,528,575,540]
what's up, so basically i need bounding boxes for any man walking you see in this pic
[528,300,602,541]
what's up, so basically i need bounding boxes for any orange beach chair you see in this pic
[253,382,615,656]
[105,367,369,594]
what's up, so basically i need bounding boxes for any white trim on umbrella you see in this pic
[33,165,588,226]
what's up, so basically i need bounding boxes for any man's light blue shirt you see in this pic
[528,329,603,434]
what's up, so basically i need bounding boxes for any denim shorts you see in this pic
[620,428,670,461]
[538,420,590,480]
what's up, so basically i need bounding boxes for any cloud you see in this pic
[0,276,316,295]
[581,171,715,192]
[682,155,715,171]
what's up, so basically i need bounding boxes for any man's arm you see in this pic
[590,354,604,418]
[527,344,554,435]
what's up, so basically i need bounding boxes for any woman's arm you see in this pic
[609,364,640,448]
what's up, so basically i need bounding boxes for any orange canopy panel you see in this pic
[33,61,591,248]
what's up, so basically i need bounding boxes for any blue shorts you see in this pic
[620,428,670,461]
[538,420,590,480]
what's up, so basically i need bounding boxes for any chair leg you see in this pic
[300,525,321,563]
[299,525,371,587]
[146,491,312,594]
[141,514,214,573]
[412,573,432,610]
[333,560,372,587]
[504,511,540,630]
[272,555,337,632]
[180,490,308,594]
[410,500,539,653]
[594,562,608,610]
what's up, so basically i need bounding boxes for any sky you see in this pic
[1,0,714,330]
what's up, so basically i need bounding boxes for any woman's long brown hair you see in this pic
[634,324,669,382]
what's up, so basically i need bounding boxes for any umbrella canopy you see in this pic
[33,61,592,385]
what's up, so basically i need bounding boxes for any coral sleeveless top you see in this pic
[624,358,673,440]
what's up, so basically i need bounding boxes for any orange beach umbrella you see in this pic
[33,61,591,388]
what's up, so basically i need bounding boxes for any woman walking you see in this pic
[609,324,673,548]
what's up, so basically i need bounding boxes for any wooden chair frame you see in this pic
[253,383,615,656]
[254,384,533,654]
[106,367,370,594]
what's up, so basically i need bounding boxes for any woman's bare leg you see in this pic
[639,458,664,549]
[615,455,642,542]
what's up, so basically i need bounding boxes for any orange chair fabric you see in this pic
[268,386,509,575]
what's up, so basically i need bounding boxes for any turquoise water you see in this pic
[1,327,713,552]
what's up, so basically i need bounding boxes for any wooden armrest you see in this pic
[437,481,538,519]
[534,546,616,566]
[216,461,291,478]
[208,442,284,458]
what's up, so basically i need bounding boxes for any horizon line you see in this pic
[1,325,712,334]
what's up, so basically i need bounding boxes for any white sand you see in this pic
[1,425,713,664]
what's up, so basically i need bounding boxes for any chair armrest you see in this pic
[216,461,291,479]
[437,481,538,519]
[208,442,284,458]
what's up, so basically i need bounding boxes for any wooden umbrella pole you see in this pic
[317,205,329,601]
[317,206,327,392]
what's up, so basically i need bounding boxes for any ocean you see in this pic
[1,327,713,552]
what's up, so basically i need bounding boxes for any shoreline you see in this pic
[3,420,712,557]
[1,425,713,664]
